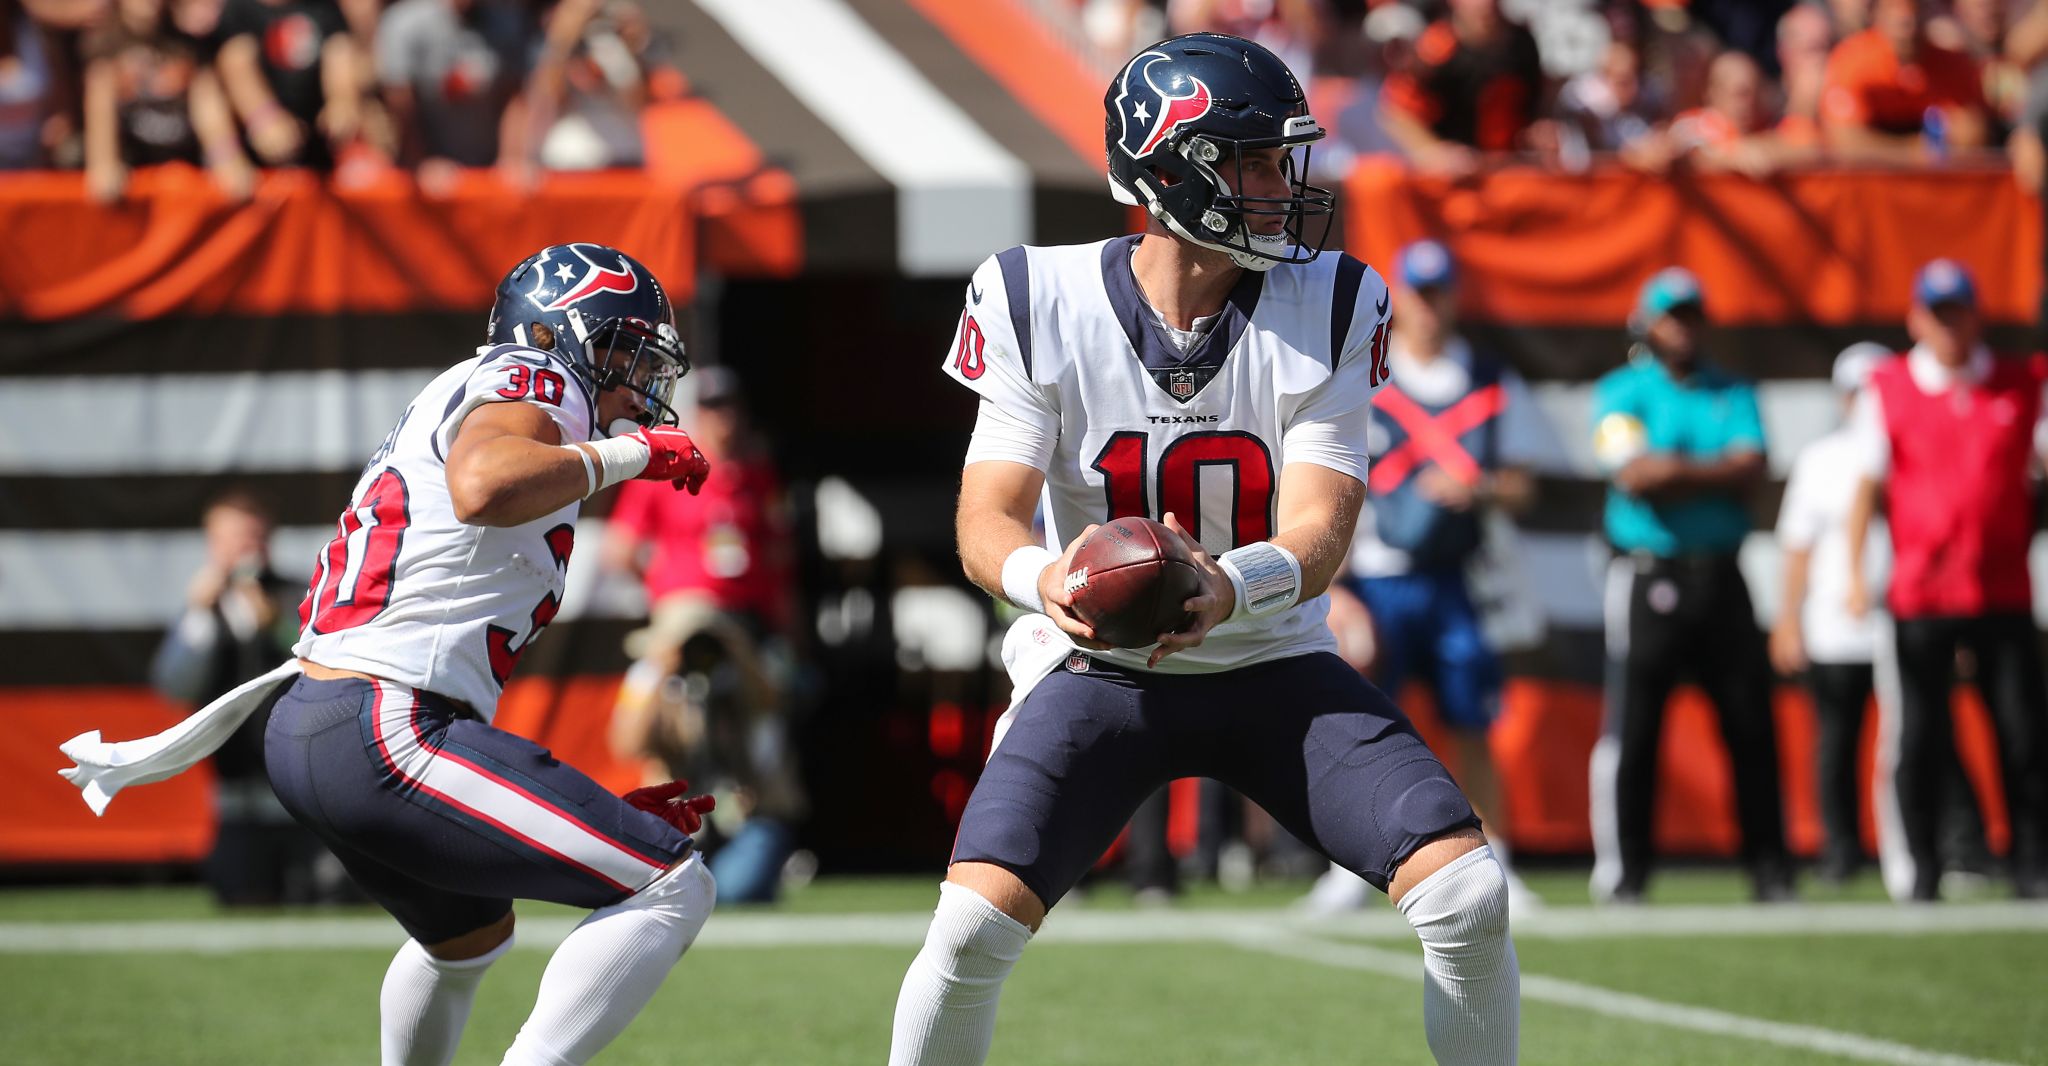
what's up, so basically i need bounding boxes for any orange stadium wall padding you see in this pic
[1448,680,2010,859]
[2,688,217,864]
[2,676,2010,865]
[0,165,802,321]
[4,163,2031,323]
[0,675,639,866]
[1343,160,2042,327]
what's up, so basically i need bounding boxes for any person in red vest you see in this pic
[1844,258,2048,902]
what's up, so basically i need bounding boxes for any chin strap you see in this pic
[1122,180,1287,272]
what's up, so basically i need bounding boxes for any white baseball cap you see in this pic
[1831,341,1892,393]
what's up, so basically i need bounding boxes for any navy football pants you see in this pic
[951,651,1479,907]
[265,676,692,943]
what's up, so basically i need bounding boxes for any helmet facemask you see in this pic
[1115,115,1334,271]
[562,308,689,428]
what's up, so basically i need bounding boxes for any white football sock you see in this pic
[1396,846,1521,1066]
[887,881,1033,1066]
[501,854,716,1066]
[380,934,511,1066]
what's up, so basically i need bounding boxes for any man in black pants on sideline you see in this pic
[1587,268,1793,904]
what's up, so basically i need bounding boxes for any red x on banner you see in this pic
[1366,382,1509,495]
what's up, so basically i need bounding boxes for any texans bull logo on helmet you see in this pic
[524,243,642,313]
[1114,50,1214,159]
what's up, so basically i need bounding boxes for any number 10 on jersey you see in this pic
[1090,431,1274,551]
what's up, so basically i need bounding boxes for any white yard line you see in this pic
[1237,932,2024,1066]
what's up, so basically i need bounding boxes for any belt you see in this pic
[1624,550,1741,575]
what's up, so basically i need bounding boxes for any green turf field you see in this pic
[1,869,2043,1065]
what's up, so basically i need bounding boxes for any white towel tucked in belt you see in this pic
[58,660,304,815]
[986,615,1074,757]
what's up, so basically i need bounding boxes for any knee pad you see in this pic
[599,852,717,939]
[1398,846,1511,951]
[925,882,1031,981]
[422,931,516,974]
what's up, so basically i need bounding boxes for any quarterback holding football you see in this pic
[887,33,1520,1066]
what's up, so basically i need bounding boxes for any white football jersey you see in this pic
[293,343,599,720]
[946,235,1391,673]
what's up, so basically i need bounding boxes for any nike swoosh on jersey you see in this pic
[969,282,984,304]
[1374,291,1389,318]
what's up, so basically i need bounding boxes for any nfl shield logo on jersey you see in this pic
[1169,369,1197,401]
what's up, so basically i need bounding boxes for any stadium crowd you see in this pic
[1075,0,2048,179]
[9,0,2046,203]
[0,0,682,199]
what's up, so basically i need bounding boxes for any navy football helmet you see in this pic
[486,243,689,428]
[1105,33,1333,270]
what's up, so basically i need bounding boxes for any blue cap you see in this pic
[1913,258,1976,308]
[1636,267,1705,322]
[1397,239,1456,290]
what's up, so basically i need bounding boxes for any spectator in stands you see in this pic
[610,598,807,904]
[1329,1,1425,164]
[1929,0,2025,134]
[525,0,680,172]
[1672,49,1818,173]
[1556,37,1673,172]
[1079,0,1166,64]
[0,0,73,167]
[82,0,253,201]
[151,488,340,906]
[213,0,360,169]
[1830,0,1872,38]
[1821,0,1988,162]
[1589,267,1793,905]
[1300,239,1552,917]
[1169,0,1326,84]
[2008,0,2048,81]
[1845,259,2048,902]
[1378,0,1545,175]
[2014,4,2048,328]
[375,0,534,193]
[1776,2,1833,149]
[1687,0,1802,66]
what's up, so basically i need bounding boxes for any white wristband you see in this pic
[575,435,651,496]
[1216,541,1302,622]
[1001,544,1058,613]
[571,444,601,498]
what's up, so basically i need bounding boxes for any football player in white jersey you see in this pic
[887,35,1519,1065]
[270,243,720,1066]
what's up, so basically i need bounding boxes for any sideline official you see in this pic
[1589,268,1792,904]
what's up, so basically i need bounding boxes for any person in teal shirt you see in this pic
[1586,267,1791,905]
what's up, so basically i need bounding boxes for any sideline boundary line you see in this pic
[5,901,2045,953]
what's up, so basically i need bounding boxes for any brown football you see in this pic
[1064,517,1203,648]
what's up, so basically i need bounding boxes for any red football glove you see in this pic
[622,780,717,835]
[632,426,711,495]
